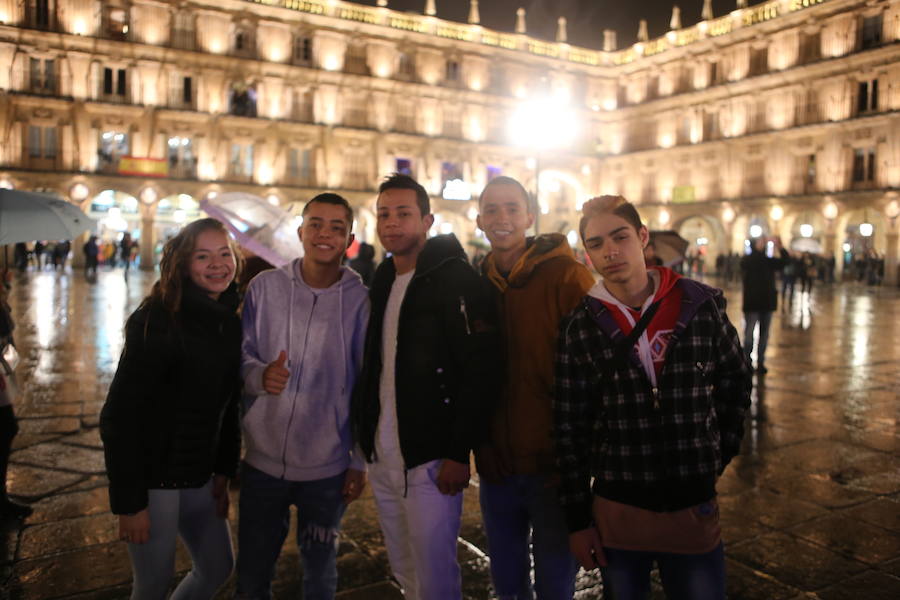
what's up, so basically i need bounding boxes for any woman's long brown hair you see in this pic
[145,218,244,314]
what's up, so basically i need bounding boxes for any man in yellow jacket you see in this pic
[475,176,595,599]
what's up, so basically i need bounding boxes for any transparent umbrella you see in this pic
[200,192,303,268]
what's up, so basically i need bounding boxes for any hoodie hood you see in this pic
[483,233,576,292]
[587,266,681,306]
[587,266,683,387]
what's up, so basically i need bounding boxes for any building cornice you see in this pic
[227,0,858,71]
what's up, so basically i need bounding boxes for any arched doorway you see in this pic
[677,216,720,279]
[88,190,140,266]
[838,208,887,283]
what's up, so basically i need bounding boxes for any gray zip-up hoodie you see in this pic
[241,259,369,481]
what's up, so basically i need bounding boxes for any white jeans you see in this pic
[369,459,463,600]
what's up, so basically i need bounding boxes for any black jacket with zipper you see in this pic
[352,234,500,469]
[100,283,242,515]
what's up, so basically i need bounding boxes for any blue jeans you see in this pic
[600,543,725,600]
[480,475,578,600]
[742,311,772,367]
[235,463,347,600]
[128,480,234,600]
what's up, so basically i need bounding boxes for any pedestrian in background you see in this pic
[32,241,44,270]
[741,237,788,374]
[120,232,133,274]
[781,251,798,306]
[83,235,99,280]
[100,218,243,599]
[0,269,31,520]
[236,193,369,599]
[352,174,499,600]
[555,196,750,600]
[348,241,376,287]
[475,176,593,600]
[799,252,816,295]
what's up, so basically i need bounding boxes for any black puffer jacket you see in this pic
[352,234,500,468]
[100,283,242,514]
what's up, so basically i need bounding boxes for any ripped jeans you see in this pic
[235,463,347,600]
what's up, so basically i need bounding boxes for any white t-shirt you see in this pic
[375,269,414,468]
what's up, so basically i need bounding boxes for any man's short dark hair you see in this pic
[378,173,430,216]
[478,176,535,215]
[303,192,354,226]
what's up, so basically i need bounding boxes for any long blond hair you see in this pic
[145,218,243,314]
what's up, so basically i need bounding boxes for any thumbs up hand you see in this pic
[262,350,290,395]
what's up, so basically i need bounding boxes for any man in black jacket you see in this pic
[741,236,788,374]
[352,174,498,600]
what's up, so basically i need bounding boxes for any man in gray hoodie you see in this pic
[236,193,369,600]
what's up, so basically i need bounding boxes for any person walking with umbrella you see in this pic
[100,218,243,599]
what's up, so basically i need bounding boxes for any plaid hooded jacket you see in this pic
[553,277,751,532]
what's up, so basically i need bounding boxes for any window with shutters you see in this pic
[861,14,883,50]
[229,143,254,179]
[287,148,314,186]
[27,125,57,159]
[29,58,56,94]
[857,79,878,114]
[101,67,128,102]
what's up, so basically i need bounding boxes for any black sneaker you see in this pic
[0,498,33,520]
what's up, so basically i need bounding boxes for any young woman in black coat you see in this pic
[100,218,243,599]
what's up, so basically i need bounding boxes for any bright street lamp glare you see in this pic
[509,98,577,149]
[859,222,874,237]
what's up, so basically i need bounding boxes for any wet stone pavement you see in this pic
[0,267,899,599]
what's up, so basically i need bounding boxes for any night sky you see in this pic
[357,0,769,48]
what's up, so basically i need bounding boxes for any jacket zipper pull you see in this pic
[651,386,660,410]
[459,296,472,335]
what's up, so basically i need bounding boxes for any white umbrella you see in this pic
[0,189,95,245]
[200,192,303,268]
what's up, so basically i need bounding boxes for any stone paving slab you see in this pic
[1,271,899,598]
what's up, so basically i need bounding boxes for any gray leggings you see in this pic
[127,480,234,600]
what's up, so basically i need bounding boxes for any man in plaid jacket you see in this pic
[553,196,751,599]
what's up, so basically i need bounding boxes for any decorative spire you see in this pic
[425,0,436,17]
[603,29,617,51]
[515,7,526,34]
[556,17,567,43]
[468,0,480,25]
[702,0,713,20]
[670,5,682,30]
[637,19,649,42]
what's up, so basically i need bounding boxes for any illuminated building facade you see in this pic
[0,0,897,279]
